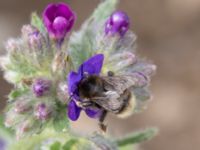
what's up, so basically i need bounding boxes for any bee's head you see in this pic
[78,75,103,98]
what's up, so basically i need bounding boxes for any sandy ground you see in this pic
[1,0,200,150]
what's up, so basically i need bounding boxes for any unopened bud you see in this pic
[56,82,69,104]
[21,25,38,39]
[28,32,44,50]
[105,11,130,37]
[14,100,32,114]
[132,72,148,87]
[16,119,34,139]
[35,103,52,121]
[143,64,157,76]
[32,78,52,97]
[5,38,20,53]
[4,110,22,127]
[110,52,137,64]
[132,62,157,77]
[21,25,45,50]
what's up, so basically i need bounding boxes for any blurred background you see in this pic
[0,0,200,150]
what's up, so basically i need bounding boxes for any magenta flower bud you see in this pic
[35,103,51,120]
[42,2,76,40]
[32,78,51,97]
[105,11,130,37]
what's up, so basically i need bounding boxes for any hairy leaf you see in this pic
[116,128,158,147]
[68,0,119,70]
[31,12,45,32]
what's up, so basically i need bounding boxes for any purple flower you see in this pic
[43,2,76,40]
[32,78,51,97]
[105,11,130,37]
[67,54,104,121]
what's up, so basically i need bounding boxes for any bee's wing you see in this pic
[101,75,140,95]
[92,91,123,113]
[92,75,145,113]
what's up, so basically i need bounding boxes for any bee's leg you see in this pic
[98,110,108,133]
[107,71,114,77]
[76,101,94,108]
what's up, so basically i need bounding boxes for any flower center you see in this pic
[53,16,68,34]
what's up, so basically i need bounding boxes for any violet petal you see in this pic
[68,100,81,121]
[68,71,82,95]
[85,107,102,118]
[79,54,104,75]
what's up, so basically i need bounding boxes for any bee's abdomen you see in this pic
[116,90,136,118]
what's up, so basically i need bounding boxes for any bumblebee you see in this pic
[76,71,146,132]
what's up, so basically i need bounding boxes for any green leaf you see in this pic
[89,133,118,150]
[31,12,45,32]
[92,0,119,21]
[53,109,69,132]
[116,128,158,147]
[68,22,94,69]
[50,141,61,150]
[68,0,119,70]
[62,139,78,150]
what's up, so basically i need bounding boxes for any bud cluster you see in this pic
[0,0,156,144]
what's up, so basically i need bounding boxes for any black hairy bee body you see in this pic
[77,73,141,131]
[78,75,135,114]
